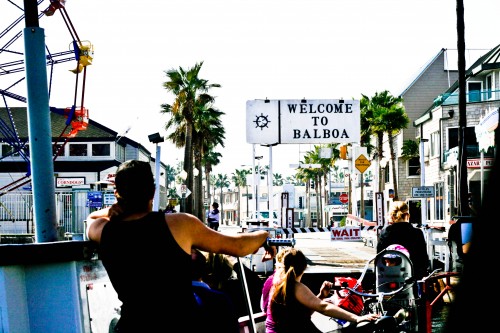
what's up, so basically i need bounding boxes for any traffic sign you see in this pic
[355,154,371,173]
[176,185,191,197]
[339,193,349,204]
[411,186,434,198]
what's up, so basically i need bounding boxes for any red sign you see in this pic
[330,226,360,241]
[466,158,494,169]
[339,193,349,204]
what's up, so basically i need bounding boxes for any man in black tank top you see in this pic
[86,160,276,332]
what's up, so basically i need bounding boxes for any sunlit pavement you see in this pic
[220,225,376,269]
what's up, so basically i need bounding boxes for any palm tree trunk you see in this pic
[306,180,312,227]
[195,158,204,221]
[388,134,399,201]
[315,175,322,227]
[377,132,385,192]
[237,186,241,226]
[219,186,224,225]
[184,122,194,214]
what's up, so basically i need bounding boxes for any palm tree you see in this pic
[232,169,251,226]
[193,102,225,220]
[361,93,386,194]
[401,139,420,161]
[273,173,284,186]
[203,151,222,210]
[164,164,177,191]
[362,90,405,198]
[360,95,376,156]
[295,167,312,227]
[381,101,409,201]
[215,173,230,224]
[285,174,302,186]
[161,62,221,213]
[210,174,217,201]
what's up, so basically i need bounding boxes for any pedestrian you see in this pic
[164,203,176,213]
[377,200,429,280]
[85,160,276,333]
[467,192,477,216]
[265,248,379,333]
[207,202,220,231]
[191,248,239,333]
[260,247,292,314]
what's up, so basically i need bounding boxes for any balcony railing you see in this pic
[444,145,495,164]
[433,89,500,107]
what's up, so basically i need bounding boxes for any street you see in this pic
[221,225,451,333]
[220,225,376,269]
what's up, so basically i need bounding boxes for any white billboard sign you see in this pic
[411,186,435,198]
[246,99,360,144]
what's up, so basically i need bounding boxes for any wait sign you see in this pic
[331,226,361,241]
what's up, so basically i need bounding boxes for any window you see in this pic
[383,166,390,183]
[408,157,420,177]
[311,211,317,224]
[1,144,28,158]
[53,144,64,156]
[434,182,444,221]
[447,127,477,150]
[116,144,125,161]
[69,144,87,156]
[92,143,110,156]
[467,81,482,102]
[2,144,15,157]
[430,131,440,157]
[486,74,493,100]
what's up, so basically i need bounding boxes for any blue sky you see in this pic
[1,0,499,177]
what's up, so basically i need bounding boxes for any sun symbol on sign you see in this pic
[254,113,271,130]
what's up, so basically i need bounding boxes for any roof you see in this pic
[398,48,449,97]
[440,43,500,97]
[0,107,117,142]
[414,43,500,126]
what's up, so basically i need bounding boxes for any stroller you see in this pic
[367,245,420,332]
[328,244,423,332]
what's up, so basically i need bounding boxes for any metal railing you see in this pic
[0,191,95,235]
[434,88,500,106]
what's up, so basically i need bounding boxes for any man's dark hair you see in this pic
[113,160,155,217]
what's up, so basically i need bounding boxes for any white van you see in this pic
[243,210,280,229]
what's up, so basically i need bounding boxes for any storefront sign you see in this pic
[56,177,85,188]
[467,158,494,168]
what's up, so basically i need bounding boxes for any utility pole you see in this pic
[457,0,470,216]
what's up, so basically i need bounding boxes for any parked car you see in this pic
[242,210,280,229]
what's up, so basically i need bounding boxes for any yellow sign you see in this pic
[355,154,371,173]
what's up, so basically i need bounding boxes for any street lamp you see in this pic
[148,132,164,211]
[255,155,263,217]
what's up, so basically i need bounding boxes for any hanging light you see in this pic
[179,170,187,181]
[193,168,199,177]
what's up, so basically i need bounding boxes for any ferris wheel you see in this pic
[0,0,93,193]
